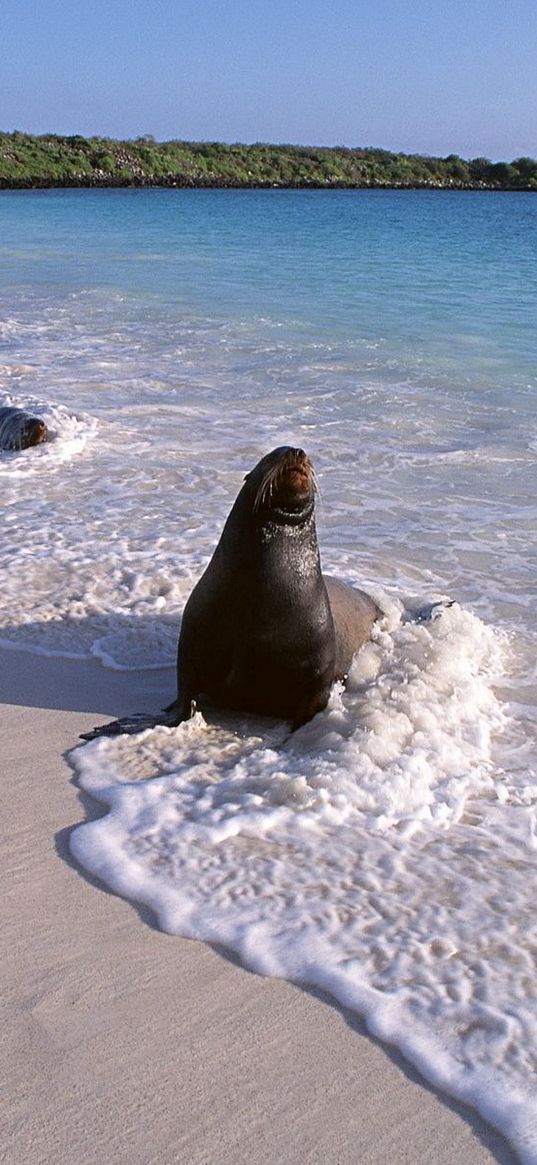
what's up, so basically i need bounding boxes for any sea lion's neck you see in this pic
[261,498,315,527]
[218,499,322,584]
[252,510,324,595]
[251,493,316,540]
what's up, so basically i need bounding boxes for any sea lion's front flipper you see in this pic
[79,702,197,742]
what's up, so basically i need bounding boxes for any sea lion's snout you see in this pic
[252,446,317,516]
[278,447,313,498]
[283,446,308,472]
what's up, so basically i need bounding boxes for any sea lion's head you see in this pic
[246,446,318,524]
[22,417,48,449]
[0,408,48,451]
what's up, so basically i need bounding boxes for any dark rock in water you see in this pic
[404,598,457,625]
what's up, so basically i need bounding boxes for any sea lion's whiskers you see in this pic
[310,465,320,499]
[254,461,280,511]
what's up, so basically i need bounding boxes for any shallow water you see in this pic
[1,188,536,1162]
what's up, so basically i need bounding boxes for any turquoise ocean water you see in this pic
[1,189,536,1161]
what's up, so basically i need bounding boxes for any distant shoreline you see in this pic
[1,179,534,192]
[1,132,536,191]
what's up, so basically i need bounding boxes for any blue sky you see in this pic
[2,0,536,159]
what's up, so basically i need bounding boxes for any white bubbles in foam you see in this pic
[69,603,537,1160]
[90,617,178,671]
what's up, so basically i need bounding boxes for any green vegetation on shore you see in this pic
[1,132,536,190]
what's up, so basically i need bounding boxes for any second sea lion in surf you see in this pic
[81,446,380,739]
[0,406,48,451]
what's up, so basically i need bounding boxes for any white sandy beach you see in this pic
[0,645,519,1165]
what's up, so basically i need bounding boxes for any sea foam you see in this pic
[70,603,537,1163]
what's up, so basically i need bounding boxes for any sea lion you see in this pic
[81,446,380,739]
[0,406,48,451]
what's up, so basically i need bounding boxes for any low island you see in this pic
[1,131,536,190]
